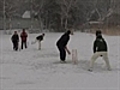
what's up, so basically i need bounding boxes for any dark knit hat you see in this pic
[66,30,71,34]
[42,33,45,36]
[96,30,102,36]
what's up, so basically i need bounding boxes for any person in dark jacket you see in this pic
[20,29,28,49]
[11,31,19,51]
[56,30,73,62]
[88,30,111,71]
[32,33,45,50]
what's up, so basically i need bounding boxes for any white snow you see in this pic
[0,31,120,90]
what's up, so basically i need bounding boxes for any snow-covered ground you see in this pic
[0,31,120,90]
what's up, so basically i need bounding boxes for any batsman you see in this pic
[56,30,73,62]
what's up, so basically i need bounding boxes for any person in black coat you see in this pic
[32,33,45,50]
[36,33,45,50]
[56,30,73,62]
[93,30,107,53]
[36,33,45,41]
[88,30,111,71]
[11,31,19,51]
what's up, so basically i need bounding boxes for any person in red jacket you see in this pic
[20,29,28,49]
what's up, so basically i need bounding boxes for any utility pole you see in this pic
[3,0,6,31]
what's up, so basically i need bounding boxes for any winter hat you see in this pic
[42,33,45,36]
[96,30,102,36]
[66,30,71,35]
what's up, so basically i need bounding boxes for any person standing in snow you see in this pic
[11,31,19,51]
[88,30,111,71]
[56,30,73,62]
[32,33,45,50]
[20,29,28,49]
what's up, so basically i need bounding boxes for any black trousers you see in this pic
[21,41,27,49]
[12,41,18,51]
[57,46,66,61]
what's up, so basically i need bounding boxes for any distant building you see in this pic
[22,11,31,18]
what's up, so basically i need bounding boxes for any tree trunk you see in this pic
[65,17,68,30]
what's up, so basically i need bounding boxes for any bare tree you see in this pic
[56,0,78,30]
[31,0,47,31]
[0,0,3,17]
[0,0,120,31]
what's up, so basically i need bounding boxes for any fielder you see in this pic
[88,30,111,71]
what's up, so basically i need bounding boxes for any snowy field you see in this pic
[0,31,120,90]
